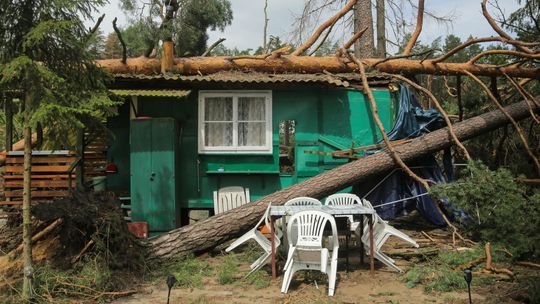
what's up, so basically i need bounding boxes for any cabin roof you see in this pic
[111,71,390,90]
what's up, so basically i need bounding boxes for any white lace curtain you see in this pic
[204,96,266,148]
[238,97,265,146]
[205,97,233,147]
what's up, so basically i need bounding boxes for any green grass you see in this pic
[166,254,213,288]
[244,268,271,289]
[217,254,239,284]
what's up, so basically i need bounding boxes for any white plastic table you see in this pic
[269,204,376,279]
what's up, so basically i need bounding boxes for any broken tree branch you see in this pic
[373,48,437,67]
[343,27,369,50]
[387,74,471,160]
[202,38,226,57]
[292,0,358,56]
[503,73,540,124]
[468,49,540,65]
[481,0,534,54]
[346,52,430,188]
[402,0,425,56]
[485,242,514,278]
[112,17,127,64]
[464,70,540,176]
[430,36,540,64]
[88,14,105,36]
[9,219,64,258]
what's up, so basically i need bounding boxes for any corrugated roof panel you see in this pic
[113,71,389,88]
[110,89,191,97]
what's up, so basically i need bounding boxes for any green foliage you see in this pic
[119,0,233,57]
[403,245,493,293]
[0,0,118,147]
[431,161,540,259]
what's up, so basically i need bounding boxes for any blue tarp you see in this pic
[356,85,457,227]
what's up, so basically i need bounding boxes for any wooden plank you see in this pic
[0,200,53,205]
[4,180,72,188]
[5,165,71,173]
[5,156,77,164]
[2,174,76,180]
[4,190,70,198]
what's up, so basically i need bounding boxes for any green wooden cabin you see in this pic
[106,72,398,234]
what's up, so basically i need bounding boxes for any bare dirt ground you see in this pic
[114,213,497,304]
[114,267,483,304]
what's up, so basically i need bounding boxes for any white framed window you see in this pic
[198,90,272,154]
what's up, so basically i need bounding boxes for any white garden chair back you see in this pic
[284,197,322,206]
[281,210,339,296]
[325,193,363,231]
[225,203,282,276]
[213,186,250,214]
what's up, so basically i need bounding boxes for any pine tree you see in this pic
[0,1,117,301]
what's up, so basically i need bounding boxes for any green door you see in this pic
[130,118,179,233]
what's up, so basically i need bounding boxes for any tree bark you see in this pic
[4,96,13,152]
[354,1,375,58]
[22,92,33,302]
[96,56,540,79]
[376,0,386,57]
[146,98,539,263]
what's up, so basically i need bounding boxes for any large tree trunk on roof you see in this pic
[97,56,540,79]
[146,98,539,263]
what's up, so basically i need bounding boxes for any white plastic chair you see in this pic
[284,197,322,206]
[359,199,419,273]
[213,186,250,214]
[325,193,362,231]
[281,210,339,297]
[281,197,322,248]
[225,203,282,276]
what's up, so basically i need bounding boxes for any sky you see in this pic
[90,0,521,52]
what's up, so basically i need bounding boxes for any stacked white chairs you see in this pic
[225,203,282,276]
[213,186,250,214]
[281,210,339,296]
[360,198,419,273]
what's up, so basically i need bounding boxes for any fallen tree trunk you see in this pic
[146,98,539,263]
[97,56,540,79]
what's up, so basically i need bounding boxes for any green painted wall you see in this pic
[107,87,397,219]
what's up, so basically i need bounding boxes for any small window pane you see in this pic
[205,97,233,121]
[238,97,265,121]
[239,122,265,146]
[205,122,233,146]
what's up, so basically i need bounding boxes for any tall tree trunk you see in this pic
[354,1,375,58]
[4,95,13,152]
[376,0,386,58]
[146,98,538,263]
[22,92,33,302]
